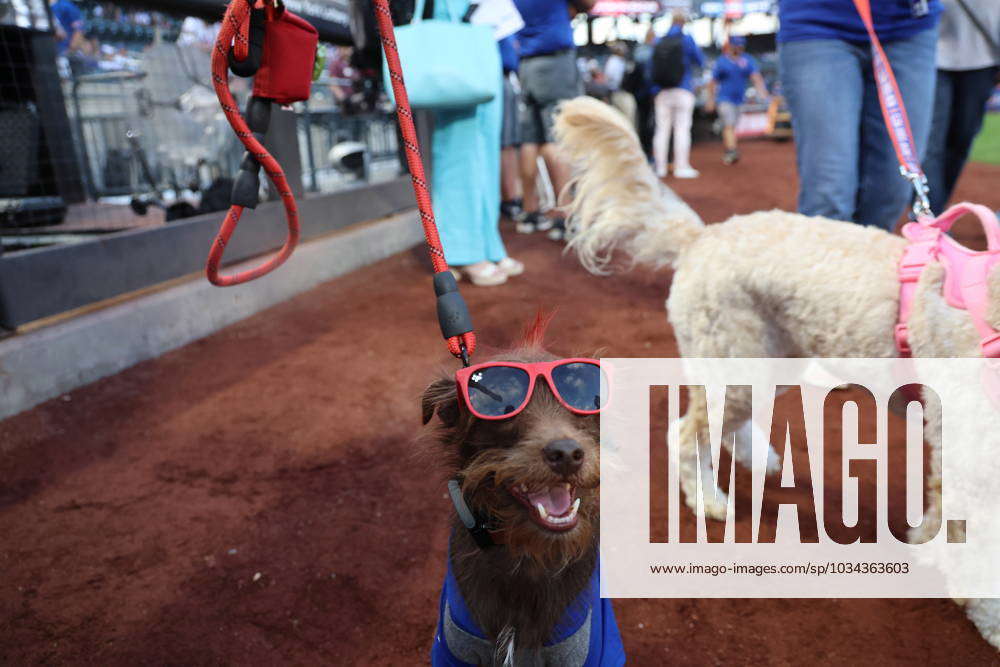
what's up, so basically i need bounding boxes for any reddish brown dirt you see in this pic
[2,140,1000,665]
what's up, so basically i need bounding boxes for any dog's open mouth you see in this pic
[509,483,581,532]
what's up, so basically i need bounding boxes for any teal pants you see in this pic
[430,0,506,266]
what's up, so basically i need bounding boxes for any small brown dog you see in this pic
[421,316,624,666]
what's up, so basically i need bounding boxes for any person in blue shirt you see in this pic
[777,0,942,230]
[49,0,84,54]
[652,13,706,178]
[513,0,596,240]
[706,35,769,165]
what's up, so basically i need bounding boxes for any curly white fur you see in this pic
[555,96,704,273]
[555,96,1000,651]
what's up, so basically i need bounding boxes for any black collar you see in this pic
[447,479,497,549]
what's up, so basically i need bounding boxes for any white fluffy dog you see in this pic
[554,96,1000,650]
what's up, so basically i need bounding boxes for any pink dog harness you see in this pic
[895,203,1000,358]
[848,0,1000,364]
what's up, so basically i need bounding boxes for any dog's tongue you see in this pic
[527,485,572,516]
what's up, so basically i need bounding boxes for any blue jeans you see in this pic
[924,66,999,215]
[779,29,938,230]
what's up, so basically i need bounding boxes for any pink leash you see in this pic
[852,0,1000,359]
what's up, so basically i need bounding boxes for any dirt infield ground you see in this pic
[3,140,1000,665]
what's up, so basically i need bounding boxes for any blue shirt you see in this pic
[713,53,758,105]
[51,0,84,52]
[499,35,519,73]
[652,25,705,94]
[778,0,942,44]
[513,0,575,58]
[431,556,625,666]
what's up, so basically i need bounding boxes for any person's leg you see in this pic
[639,96,654,156]
[721,120,737,152]
[499,72,523,219]
[653,89,672,177]
[718,102,741,163]
[519,142,541,213]
[516,106,552,234]
[940,67,998,207]
[480,89,509,264]
[533,96,573,238]
[432,107,487,266]
[517,58,544,220]
[540,141,571,203]
[672,88,696,172]
[517,96,545,232]
[779,38,864,221]
[857,27,937,229]
[501,147,520,201]
[521,49,579,235]
[924,70,953,215]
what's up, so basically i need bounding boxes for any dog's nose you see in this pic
[543,439,584,476]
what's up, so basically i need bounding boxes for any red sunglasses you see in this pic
[455,358,607,420]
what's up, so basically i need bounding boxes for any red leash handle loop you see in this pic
[371,0,476,361]
[207,0,300,287]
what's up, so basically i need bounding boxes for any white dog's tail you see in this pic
[554,96,704,273]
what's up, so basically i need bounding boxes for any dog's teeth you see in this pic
[536,503,548,519]
[572,498,581,512]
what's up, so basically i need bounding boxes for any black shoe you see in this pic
[501,199,524,222]
[547,218,566,241]
[722,150,740,165]
[516,211,554,234]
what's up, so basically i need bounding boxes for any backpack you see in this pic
[651,35,685,89]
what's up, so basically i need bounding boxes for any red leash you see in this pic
[371,0,477,363]
[207,0,300,287]
[210,0,476,362]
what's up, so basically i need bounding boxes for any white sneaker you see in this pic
[496,257,524,277]
[454,261,507,286]
[673,166,700,179]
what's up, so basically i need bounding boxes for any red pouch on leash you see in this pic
[253,10,318,105]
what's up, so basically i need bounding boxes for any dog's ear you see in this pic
[421,377,460,426]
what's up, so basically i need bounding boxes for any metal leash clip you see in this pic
[900,166,931,220]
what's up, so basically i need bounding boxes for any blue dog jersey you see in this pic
[431,557,625,666]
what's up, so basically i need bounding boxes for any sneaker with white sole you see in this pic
[673,166,700,179]
[454,261,507,286]
[547,219,567,241]
[516,212,554,234]
[496,257,524,277]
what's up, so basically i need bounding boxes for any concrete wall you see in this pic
[0,210,422,421]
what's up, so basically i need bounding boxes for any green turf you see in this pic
[970,112,1000,165]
